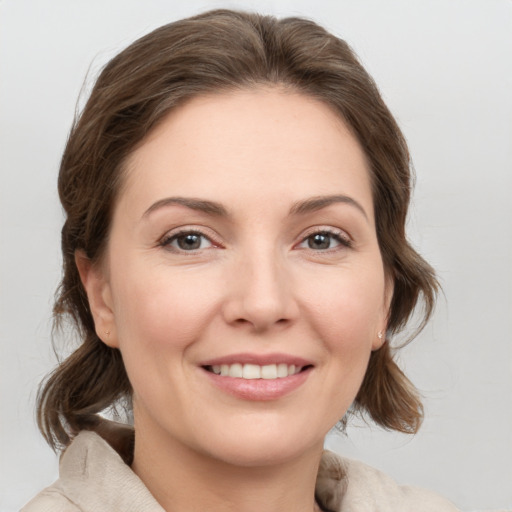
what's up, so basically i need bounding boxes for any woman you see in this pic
[23,9,458,512]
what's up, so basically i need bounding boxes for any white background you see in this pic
[1,1,511,511]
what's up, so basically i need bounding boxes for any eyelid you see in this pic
[298,226,352,244]
[158,225,223,251]
[157,224,352,252]
[293,226,353,253]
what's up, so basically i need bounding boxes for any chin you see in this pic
[198,416,326,468]
[210,439,316,468]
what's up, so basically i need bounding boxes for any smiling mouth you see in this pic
[203,363,312,379]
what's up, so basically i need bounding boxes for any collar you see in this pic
[57,425,347,512]
[53,423,457,512]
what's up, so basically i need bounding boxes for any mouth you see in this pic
[199,354,314,400]
[203,363,312,380]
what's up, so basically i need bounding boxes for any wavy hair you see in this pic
[38,9,438,450]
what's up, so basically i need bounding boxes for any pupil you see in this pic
[178,234,201,250]
[309,233,330,249]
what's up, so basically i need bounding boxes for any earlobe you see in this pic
[372,330,386,351]
[75,250,119,348]
[372,275,394,351]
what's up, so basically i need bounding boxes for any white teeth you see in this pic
[210,363,303,379]
[261,364,277,379]
[276,363,288,378]
[242,364,261,379]
[228,363,243,378]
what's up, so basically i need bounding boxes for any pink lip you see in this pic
[199,352,312,367]
[199,353,314,401]
[202,368,312,401]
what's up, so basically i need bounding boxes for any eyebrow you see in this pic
[142,197,228,219]
[142,194,368,221]
[289,194,369,220]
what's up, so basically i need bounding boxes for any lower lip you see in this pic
[202,367,312,401]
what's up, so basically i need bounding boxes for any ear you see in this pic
[372,274,394,351]
[75,250,119,348]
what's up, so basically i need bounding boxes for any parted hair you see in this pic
[38,9,438,450]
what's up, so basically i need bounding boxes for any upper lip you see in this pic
[199,352,313,368]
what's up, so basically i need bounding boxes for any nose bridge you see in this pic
[223,241,297,330]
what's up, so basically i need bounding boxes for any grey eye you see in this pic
[307,233,333,250]
[297,229,351,251]
[176,234,203,250]
[163,231,213,251]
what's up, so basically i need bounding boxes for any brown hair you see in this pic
[38,9,437,450]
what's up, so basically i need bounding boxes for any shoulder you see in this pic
[21,486,80,512]
[21,430,163,512]
[20,431,95,512]
[317,450,460,512]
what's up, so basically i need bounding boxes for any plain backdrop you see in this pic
[1,1,511,511]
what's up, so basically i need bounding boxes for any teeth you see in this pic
[212,363,302,379]
[277,363,289,378]
[243,364,261,379]
[228,363,243,378]
[261,364,277,379]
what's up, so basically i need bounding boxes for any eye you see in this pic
[160,230,214,251]
[297,230,351,251]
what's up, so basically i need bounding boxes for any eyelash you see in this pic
[158,227,352,253]
[297,228,352,252]
[159,229,218,252]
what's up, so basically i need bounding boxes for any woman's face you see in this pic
[85,88,391,466]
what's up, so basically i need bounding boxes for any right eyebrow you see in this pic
[142,197,229,219]
[289,194,369,221]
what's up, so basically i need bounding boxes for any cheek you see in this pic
[301,264,386,345]
[109,259,221,356]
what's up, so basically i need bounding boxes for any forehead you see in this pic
[120,87,373,219]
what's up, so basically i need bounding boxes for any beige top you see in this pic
[22,429,459,511]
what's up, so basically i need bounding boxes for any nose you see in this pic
[221,247,299,333]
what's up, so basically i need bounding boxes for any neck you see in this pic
[131,420,324,512]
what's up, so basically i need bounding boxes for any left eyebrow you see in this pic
[142,197,229,219]
[289,194,369,221]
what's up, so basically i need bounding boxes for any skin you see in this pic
[77,88,392,512]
